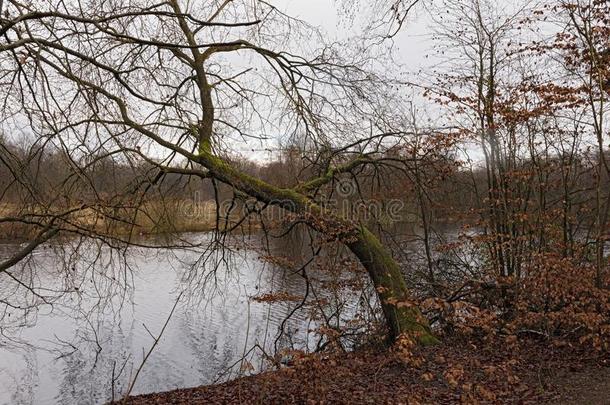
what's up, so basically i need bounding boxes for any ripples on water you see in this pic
[0,233,360,405]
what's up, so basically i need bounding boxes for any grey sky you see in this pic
[272,0,434,74]
[231,1,436,162]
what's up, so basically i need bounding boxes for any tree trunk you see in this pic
[196,151,439,345]
[348,226,439,345]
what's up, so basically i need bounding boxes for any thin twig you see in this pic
[121,292,184,403]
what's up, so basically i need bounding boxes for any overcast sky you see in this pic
[272,0,434,76]
[230,1,437,162]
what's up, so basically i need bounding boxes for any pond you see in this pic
[0,233,353,405]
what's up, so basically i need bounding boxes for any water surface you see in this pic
[0,234,319,405]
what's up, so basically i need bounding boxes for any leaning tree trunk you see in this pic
[348,226,439,345]
[196,151,439,345]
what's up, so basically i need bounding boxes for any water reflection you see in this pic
[0,233,333,405]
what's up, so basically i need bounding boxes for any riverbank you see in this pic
[0,200,223,242]
[122,336,609,404]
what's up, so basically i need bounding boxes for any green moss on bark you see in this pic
[196,149,438,345]
[349,226,439,346]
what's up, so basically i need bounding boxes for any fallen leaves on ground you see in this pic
[121,336,610,404]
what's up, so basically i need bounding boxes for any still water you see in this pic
[0,233,334,405]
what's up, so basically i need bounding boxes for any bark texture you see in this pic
[197,149,438,344]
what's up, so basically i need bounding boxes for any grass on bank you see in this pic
[0,199,228,241]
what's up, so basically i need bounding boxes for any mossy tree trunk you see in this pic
[195,149,438,345]
[348,227,439,345]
